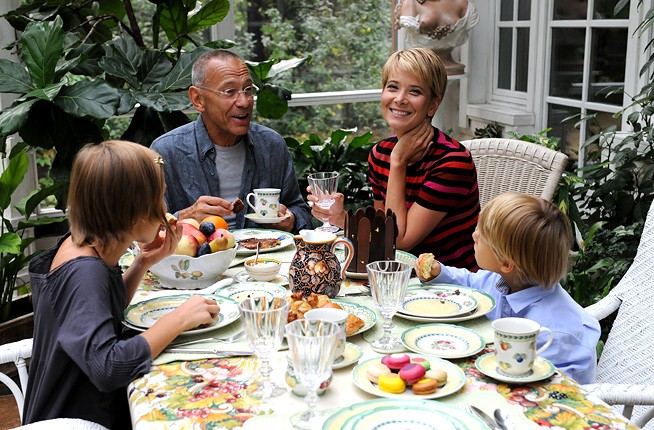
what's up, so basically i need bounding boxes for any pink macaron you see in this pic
[381,353,411,371]
[399,363,427,384]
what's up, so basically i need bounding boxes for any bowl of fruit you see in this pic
[149,215,237,289]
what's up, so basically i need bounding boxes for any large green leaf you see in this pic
[0,99,37,141]
[159,1,191,45]
[269,57,309,78]
[134,91,191,112]
[255,87,288,119]
[0,150,28,211]
[153,48,210,92]
[139,50,173,88]
[20,15,65,88]
[187,0,230,33]
[121,106,190,147]
[0,233,22,255]
[246,60,275,82]
[54,80,118,119]
[21,82,65,102]
[0,60,33,94]
[17,181,68,220]
[100,37,143,88]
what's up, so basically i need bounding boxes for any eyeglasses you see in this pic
[197,85,258,100]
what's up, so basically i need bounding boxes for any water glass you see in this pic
[286,319,341,429]
[308,171,340,233]
[366,260,411,352]
[239,297,290,399]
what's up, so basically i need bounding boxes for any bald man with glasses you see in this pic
[151,50,312,233]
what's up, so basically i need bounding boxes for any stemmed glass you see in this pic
[307,171,340,233]
[238,297,290,399]
[286,319,341,429]
[366,260,411,352]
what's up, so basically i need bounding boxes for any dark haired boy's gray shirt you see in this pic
[151,116,312,233]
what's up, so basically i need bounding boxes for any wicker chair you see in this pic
[582,200,654,429]
[0,338,32,421]
[459,138,568,208]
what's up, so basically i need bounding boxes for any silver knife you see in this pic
[469,405,500,430]
[165,347,253,356]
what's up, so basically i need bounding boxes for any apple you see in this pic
[174,234,199,256]
[181,222,207,246]
[212,228,235,249]
[179,218,201,229]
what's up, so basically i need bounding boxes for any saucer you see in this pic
[474,352,556,383]
[244,213,290,224]
[235,270,289,285]
[332,342,363,370]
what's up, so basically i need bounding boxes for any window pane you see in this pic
[517,0,531,20]
[547,104,581,163]
[594,0,630,19]
[588,28,627,105]
[498,28,513,90]
[258,102,390,141]
[584,110,621,164]
[516,28,529,91]
[500,0,514,21]
[550,28,585,100]
[231,0,391,93]
[553,0,587,19]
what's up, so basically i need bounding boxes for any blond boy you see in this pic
[416,192,600,384]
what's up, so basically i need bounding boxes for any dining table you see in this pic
[125,232,640,430]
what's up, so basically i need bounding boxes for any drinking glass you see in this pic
[238,297,290,399]
[307,171,340,233]
[366,260,411,352]
[286,319,341,429]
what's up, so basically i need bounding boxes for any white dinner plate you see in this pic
[333,249,417,279]
[123,295,240,334]
[351,353,466,400]
[331,299,377,337]
[214,281,287,302]
[232,229,294,255]
[323,399,486,430]
[401,288,478,318]
[244,213,290,224]
[475,352,556,384]
[401,323,485,359]
[397,284,496,323]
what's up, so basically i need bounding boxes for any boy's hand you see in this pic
[175,295,220,331]
[415,253,441,281]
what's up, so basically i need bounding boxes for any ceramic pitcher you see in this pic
[288,230,354,298]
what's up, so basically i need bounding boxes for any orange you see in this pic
[202,215,228,231]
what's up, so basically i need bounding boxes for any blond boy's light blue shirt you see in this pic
[432,265,601,384]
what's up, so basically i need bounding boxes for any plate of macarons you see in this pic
[351,352,466,399]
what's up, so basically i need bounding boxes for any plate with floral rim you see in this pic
[401,323,485,359]
[397,284,496,323]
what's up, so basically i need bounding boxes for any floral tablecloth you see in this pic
[127,246,639,430]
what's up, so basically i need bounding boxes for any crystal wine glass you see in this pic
[307,171,340,233]
[366,260,411,352]
[238,297,290,399]
[286,319,341,429]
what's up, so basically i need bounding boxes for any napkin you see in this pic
[441,390,541,430]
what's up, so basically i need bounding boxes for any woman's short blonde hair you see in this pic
[477,192,572,288]
[381,48,448,103]
[67,140,167,251]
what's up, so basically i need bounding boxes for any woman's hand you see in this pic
[392,120,434,165]
[306,186,346,229]
[173,295,221,332]
[137,221,182,268]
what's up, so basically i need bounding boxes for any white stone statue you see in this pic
[395,0,479,75]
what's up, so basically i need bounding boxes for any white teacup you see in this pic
[304,308,348,361]
[492,317,553,377]
[246,188,281,218]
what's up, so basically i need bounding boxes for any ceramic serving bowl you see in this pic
[244,257,282,281]
[149,247,237,289]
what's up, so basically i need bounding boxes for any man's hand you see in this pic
[268,204,295,232]
[178,195,234,221]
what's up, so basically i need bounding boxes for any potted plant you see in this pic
[0,1,306,208]
[0,143,65,342]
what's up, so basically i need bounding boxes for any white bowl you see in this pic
[149,247,237,289]
[244,257,282,282]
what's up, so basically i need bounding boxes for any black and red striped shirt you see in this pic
[368,127,480,270]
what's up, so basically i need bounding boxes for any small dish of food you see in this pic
[244,257,282,282]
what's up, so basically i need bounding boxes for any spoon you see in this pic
[493,408,510,430]
[254,241,261,265]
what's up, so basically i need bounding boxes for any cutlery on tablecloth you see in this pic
[168,330,246,347]
[164,347,253,356]
[469,405,500,430]
[493,408,512,430]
